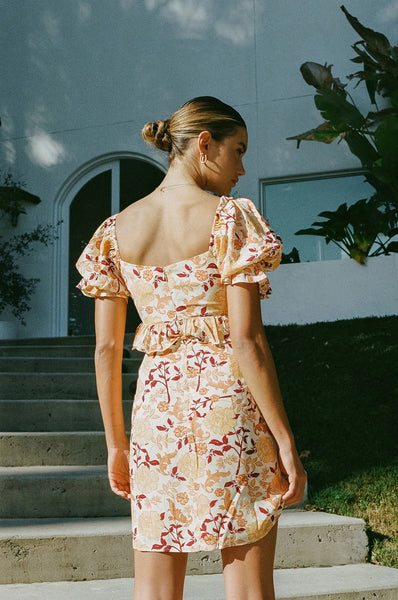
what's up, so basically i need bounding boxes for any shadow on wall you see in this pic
[120,0,259,45]
[2,0,396,172]
[0,0,257,172]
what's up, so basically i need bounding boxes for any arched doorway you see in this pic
[53,154,165,337]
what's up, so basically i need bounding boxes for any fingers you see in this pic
[109,475,131,500]
[277,447,307,507]
[282,473,307,507]
[107,448,131,500]
[113,488,131,500]
[110,482,131,500]
[282,489,301,507]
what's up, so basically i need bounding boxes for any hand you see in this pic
[278,446,307,507]
[107,445,131,500]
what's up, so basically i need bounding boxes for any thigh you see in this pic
[221,523,278,600]
[133,550,188,600]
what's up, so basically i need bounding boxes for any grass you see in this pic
[265,315,398,568]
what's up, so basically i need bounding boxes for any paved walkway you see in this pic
[2,565,398,600]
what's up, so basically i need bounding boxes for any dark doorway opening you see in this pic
[68,158,164,336]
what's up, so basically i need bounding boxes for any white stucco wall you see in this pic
[262,255,398,325]
[1,0,397,337]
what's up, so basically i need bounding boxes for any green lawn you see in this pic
[265,315,398,568]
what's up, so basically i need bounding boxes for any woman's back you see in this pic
[115,189,222,267]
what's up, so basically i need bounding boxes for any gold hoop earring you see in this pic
[200,153,208,164]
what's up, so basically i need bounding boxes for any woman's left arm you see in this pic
[94,296,131,500]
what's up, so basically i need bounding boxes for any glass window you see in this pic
[261,171,374,262]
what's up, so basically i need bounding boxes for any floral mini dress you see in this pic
[76,195,289,552]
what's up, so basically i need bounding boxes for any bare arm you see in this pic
[226,282,307,506]
[94,296,130,499]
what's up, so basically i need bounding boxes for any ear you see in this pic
[197,130,212,154]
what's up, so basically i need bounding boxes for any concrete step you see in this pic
[0,399,132,431]
[0,373,137,399]
[0,336,97,346]
[0,357,141,373]
[0,334,135,346]
[0,432,110,466]
[0,511,368,583]
[0,345,141,358]
[0,345,97,357]
[2,565,397,600]
[0,465,130,518]
[0,467,303,519]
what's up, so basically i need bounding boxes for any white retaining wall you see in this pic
[262,254,398,325]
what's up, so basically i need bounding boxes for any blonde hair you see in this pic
[142,96,246,162]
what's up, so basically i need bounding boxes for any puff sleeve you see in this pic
[75,215,129,299]
[213,197,282,299]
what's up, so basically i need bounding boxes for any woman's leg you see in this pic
[133,550,188,600]
[221,523,278,600]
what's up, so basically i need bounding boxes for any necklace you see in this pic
[158,182,199,193]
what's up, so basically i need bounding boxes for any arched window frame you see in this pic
[52,152,166,336]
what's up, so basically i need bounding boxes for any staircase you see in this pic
[1,336,397,599]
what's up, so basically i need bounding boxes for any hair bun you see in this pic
[142,119,172,152]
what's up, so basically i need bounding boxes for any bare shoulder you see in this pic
[117,190,221,228]
[115,193,159,242]
[117,193,156,223]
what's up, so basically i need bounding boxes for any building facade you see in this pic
[1,0,397,338]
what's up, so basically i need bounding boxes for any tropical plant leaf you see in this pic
[367,108,398,125]
[288,7,398,263]
[295,227,328,237]
[390,89,398,108]
[318,202,349,220]
[281,246,301,264]
[374,117,398,183]
[300,62,334,90]
[293,196,397,264]
[386,241,398,253]
[374,116,398,159]
[314,90,366,129]
[387,226,398,237]
[300,62,347,95]
[350,42,380,67]
[344,131,378,168]
[286,122,340,146]
[341,6,391,58]
[348,69,380,85]
[351,56,365,64]
[349,64,379,105]
[348,246,367,265]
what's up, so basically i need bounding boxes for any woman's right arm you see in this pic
[94,296,131,500]
[226,281,307,507]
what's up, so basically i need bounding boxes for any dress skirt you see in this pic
[129,338,288,552]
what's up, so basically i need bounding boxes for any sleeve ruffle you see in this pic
[75,216,129,299]
[213,197,283,299]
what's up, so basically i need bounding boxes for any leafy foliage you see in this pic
[0,163,59,324]
[0,171,40,227]
[287,5,398,263]
[296,196,398,265]
[281,246,300,264]
[0,225,58,324]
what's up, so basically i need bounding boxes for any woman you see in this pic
[76,96,306,600]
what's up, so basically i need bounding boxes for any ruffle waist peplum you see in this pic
[132,314,230,354]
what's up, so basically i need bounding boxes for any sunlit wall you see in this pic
[1,0,396,336]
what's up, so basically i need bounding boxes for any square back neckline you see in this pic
[114,195,229,270]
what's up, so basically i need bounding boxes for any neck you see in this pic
[159,163,202,190]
